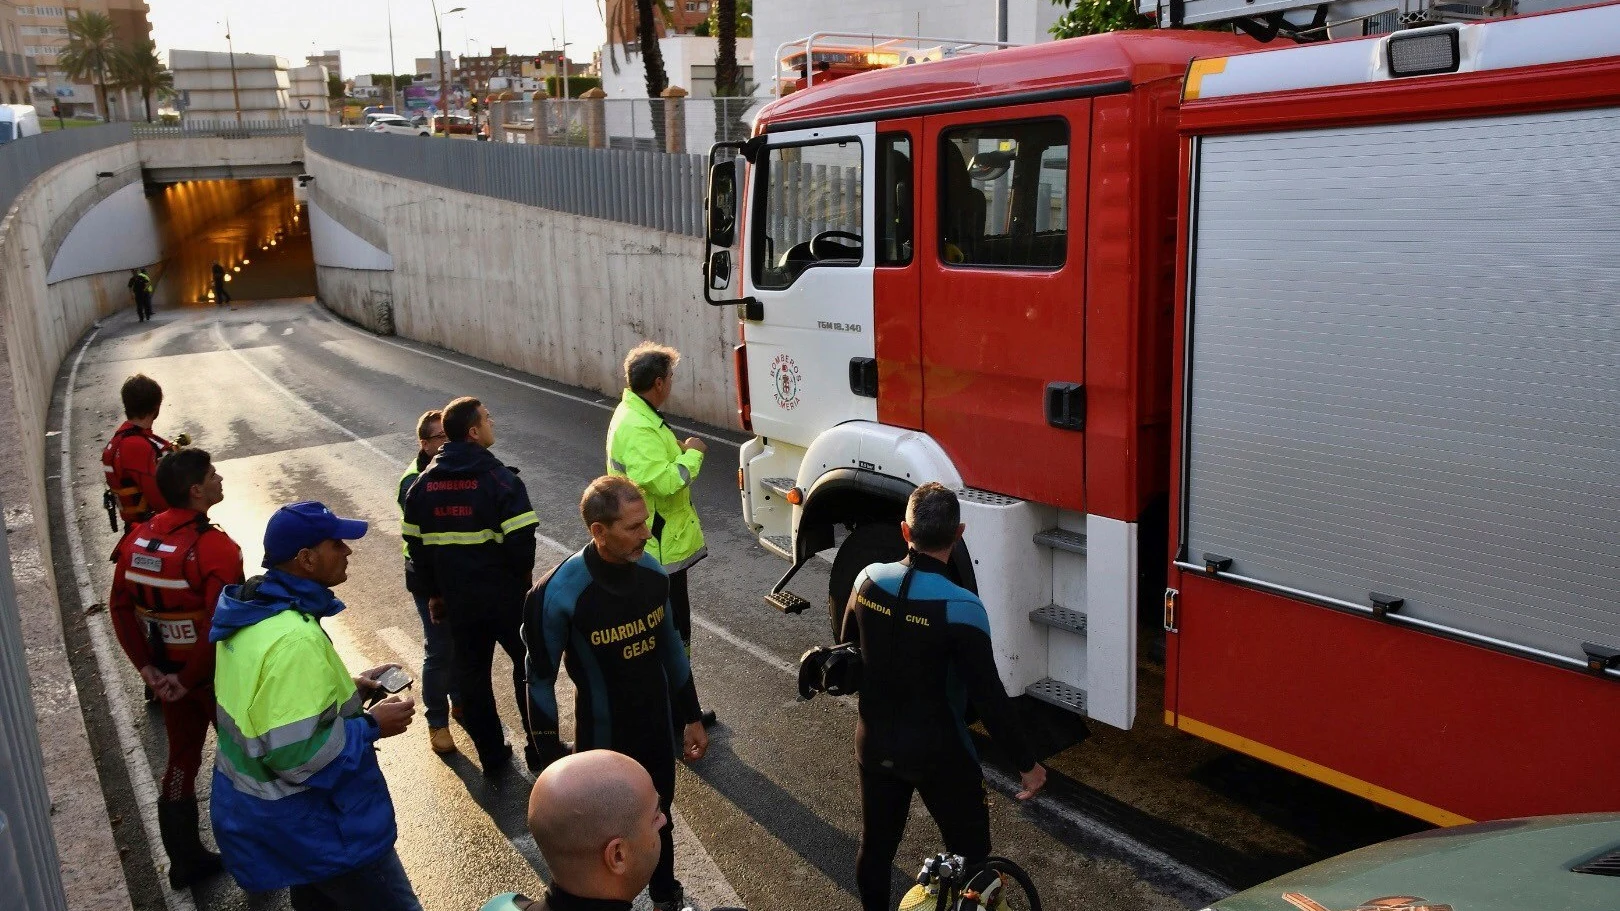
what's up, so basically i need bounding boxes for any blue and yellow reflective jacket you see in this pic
[208,569,396,892]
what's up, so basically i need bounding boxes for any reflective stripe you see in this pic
[277,712,349,785]
[676,464,691,485]
[339,689,364,716]
[103,466,116,474]
[124,569,191,590]
[133,539,178,553]
[419,529,509,545]
[400,521,421,536]
[213,750,310,800]
[609,458,627,473]
[500,511,538,535]
[662,545,709,575]
[216,702,340,759]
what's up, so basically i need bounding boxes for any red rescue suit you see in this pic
[101,421,172,528]
[109,509,244,800]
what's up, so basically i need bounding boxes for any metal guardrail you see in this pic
[305,125,709,237]
[132,119,307,139]
[0,492,68,911]
[0,123,132,218]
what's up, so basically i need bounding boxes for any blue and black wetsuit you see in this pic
[841,551,1037,911]
[523,542,702,904]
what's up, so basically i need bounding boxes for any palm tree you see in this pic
[57,11,121,121]
[631,0,669,148]
[113,40,171,123]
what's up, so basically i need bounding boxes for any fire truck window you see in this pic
[754,140,865,290]
[939,120,1068,269]
[877,134,913,266]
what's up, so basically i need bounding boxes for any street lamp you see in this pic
[385,0,401,115]
[430,1,466,136]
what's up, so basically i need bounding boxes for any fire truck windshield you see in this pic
[754,140,865,289]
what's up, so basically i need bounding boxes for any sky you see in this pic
[148,0,612,77]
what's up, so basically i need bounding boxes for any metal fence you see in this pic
[0,123,132,218]
[131,119,308,139]
[489,96,756,151]
[0,493,67,911]
[306,125,710,237]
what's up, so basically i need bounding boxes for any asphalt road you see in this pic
[52,300,1268,911]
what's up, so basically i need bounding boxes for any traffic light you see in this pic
[469,97,479,112]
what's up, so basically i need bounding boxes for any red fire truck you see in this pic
[700,2,1620,826]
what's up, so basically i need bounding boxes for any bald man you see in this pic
[481,750,666,911]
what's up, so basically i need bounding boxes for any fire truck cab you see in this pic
[705,30,1262,731]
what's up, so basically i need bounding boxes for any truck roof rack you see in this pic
[774,32,1022,95]
[1139,0,1568,40]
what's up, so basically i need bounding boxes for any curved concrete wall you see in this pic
[306,150,740,430]
[0,142,140,910]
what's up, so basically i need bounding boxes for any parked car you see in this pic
[432,114,477,135]
[367,114,429,137]
[0,104,42,143]
[1210,814,1620,911]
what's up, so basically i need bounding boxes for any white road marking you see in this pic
[59,327,198,911]
[210,319,396,464]
[308,305,740,447]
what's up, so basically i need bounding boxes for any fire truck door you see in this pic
[919,102,1089,507]
[741,123,878,448]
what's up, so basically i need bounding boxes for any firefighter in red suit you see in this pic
[101,374,175,536]
[109,447,244,890]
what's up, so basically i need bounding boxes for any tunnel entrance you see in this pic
[150,177,314,309]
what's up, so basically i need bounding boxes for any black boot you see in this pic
[156,799,222,890]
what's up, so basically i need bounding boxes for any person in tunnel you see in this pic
[128,267,154,321]
[212,261,231,307]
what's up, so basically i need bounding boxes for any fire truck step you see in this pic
[761,476,796,497]
[759,533,793,561]
[1029,603,1087,636]
[764,589,811,614]
[1034,527,1087,555]
[1026,677,1088,715]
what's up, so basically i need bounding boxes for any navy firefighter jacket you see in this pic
[524,543,702,756]
[842,551,1037,779]
[401,441,538,608]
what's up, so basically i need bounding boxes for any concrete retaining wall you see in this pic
[0,142,138,911]
[306,150,740,430]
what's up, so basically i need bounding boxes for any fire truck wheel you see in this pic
[827,522,908,640]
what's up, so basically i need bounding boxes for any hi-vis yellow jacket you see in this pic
[606,389,706,571]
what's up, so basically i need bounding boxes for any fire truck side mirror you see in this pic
[706,159,738,248]
[707,250,733,292]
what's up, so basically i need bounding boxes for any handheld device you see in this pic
[375,666,412,694]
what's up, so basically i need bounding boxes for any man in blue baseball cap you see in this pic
[209,501,423,909]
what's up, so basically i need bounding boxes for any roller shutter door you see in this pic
[1183,106,1620,668]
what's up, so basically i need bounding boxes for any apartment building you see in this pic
[17,0,154,118]
[0,5,40,105]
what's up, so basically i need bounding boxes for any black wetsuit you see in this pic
[524,543,702,905]
[841,551,1037,911]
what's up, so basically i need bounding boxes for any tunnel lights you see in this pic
[242,258,250,264]
[233,265,240,272]
[223,274,232,282]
